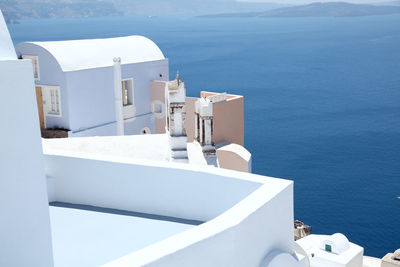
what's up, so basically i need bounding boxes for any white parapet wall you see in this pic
[43,147,303,267]
[43,150,260,221]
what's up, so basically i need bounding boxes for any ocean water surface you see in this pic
[8,14,400,257]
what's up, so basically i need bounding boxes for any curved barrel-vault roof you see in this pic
[27,35,165,72]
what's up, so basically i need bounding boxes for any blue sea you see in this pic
[8,14,400,257]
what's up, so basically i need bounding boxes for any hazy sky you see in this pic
[237,0,392,3]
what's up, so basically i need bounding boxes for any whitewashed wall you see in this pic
[44,152,261,221]
[15,41,169,136]
[43,150,302,267]
[0,13,54,265]
[0,11,16,60]
[105,182,298,267]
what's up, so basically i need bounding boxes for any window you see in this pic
[152,103,162,114]
[22,55,40,80]
[44,86,61,117]
[325,244,332,252]
[151,100,165,119]
[121,79,134,106]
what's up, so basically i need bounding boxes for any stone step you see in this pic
[171,149,188,159]
[169,135,187,149]
[172,158,189,164]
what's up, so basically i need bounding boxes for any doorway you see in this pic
[35,86,45,129]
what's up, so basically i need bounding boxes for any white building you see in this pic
[16,35,169,137]
[0,10,367,267]
[296,234,364,267]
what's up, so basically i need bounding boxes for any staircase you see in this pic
[169,135,188,163]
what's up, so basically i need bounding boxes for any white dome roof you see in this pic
[27,35,165,72]
[320,233,350,254]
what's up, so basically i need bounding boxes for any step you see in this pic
[169,135,187,149]
[171,149,188,159]
[172,158,189,164]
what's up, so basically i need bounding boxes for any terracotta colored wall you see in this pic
[217,150,250,173]
[150,81,167,134]
[184,97,198,142]
[213,96,244,146]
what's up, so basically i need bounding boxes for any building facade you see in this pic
[16,36,169,137]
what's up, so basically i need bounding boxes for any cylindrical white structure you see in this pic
[113,57,124,136]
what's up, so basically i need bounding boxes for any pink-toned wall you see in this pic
[150,81,167,134]
[184,97,198,142]
[212,96,244,146]
[200,91,237,100]
[217,149,251,173]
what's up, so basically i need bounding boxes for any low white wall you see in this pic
[43,150,298,267]
[44,152,261,221]
[104,174,295,267]
[0,59,54,267]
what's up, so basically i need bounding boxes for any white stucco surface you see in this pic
[296,234,364,267]
[187,141,208,165]
[320,233,350,255]
[50,206,194,267]
[0,11,16,60]
[103,176,295,267]
[26,35,165,71]
[363,256,381,267]
[43,134,171,162]
[0,33,53,267]
[42,146,298,267]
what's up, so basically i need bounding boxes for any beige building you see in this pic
[150,78,250,172]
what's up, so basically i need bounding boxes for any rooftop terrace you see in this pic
[49,203,198,267]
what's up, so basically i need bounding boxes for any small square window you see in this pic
[153,103,162,114]
[325,244,332,252]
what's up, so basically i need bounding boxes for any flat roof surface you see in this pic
[43,134,171,162]
[50,204,196,267]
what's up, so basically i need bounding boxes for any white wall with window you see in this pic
[22,55,40,80]
[44,86,61,117]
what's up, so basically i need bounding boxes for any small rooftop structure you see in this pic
[320,233,350,255]
[296,234,363,267]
